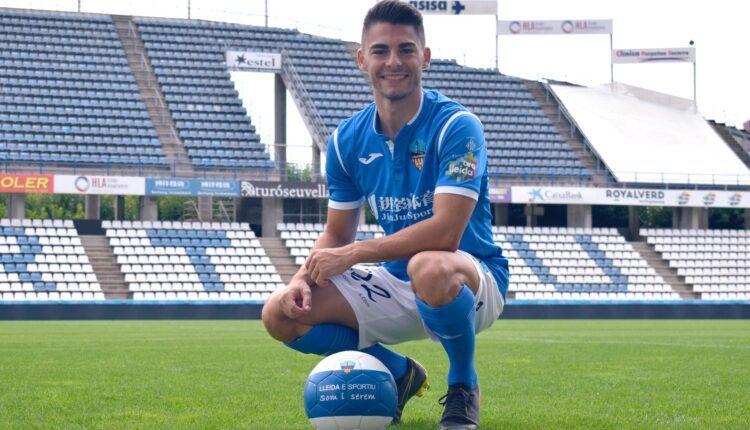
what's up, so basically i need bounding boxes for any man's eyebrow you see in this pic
[368,42,418,51]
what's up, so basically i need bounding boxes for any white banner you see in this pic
[612,47,695,64]
[512,186,750,208]
[409,1,496,15]
[498,19,612,35]
[54,175,145,195]
[225,51,282,71]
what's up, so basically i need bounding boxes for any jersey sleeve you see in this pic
[325,128,363,210]
[435,112,487,201]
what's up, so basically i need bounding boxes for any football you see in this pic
[304,351,398,430]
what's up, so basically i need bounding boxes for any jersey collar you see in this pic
[371,90,427,138]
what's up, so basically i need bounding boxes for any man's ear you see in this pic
[357,48,367,73]
[422,46,431,70]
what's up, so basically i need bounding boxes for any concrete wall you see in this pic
[628,206,641,240]
[114,195,125,221]
[198,196,212,221]
[8,193,25,219]
[84,195,100,220]
[140,196,158,221]
[261,197,283,237]
[567,205,592,228]
[274,74,287,180]
[493,204,508,226]
[672,207,708,229]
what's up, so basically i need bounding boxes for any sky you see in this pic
[2,0,749,166]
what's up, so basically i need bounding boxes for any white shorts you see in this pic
[330,251,505,349]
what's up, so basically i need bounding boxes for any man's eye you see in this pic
[372,50,386,56]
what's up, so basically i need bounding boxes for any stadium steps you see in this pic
[111,14,195,178]
[258,237,297,285]
[708,121,750,169]
[523,80,610,185]
[79,234,129,299]
[630,241,697,299]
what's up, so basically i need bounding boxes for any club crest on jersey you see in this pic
[410,139,426,170]
[339,360,356,374]
[447,152,477,182]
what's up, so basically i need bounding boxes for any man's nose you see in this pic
[386,50,402,68]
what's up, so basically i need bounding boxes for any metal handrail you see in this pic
[216,200,232,222]
[182,199,201,222]
[280,49,329,151]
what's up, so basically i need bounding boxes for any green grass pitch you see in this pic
[1,320,749,429]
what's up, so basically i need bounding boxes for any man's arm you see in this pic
[305,193,475,285]
[273,206,360,319]
[290,206,361,287]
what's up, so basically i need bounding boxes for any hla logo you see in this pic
[74,176,90,192]
[410,1,466,14]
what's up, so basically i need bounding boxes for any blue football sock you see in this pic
[362,343,408,381]
[285,323,358,356]
[416,284,477,388]
[285,323,408,380]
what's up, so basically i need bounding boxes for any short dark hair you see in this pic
[362,0,425,46]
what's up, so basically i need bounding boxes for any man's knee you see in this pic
[407,251,463,306]
[261,293,302,344]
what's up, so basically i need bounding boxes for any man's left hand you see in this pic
[305,246,355,288]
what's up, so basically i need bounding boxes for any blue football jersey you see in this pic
[326,89,508,298]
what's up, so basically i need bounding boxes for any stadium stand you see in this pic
[0,218,103,301]
[132,17,591,181]
[277,223,679,301]
[278,222,384,266]
[104,220,283,301]
[134,18,281,171]
[424,61,592,181]
[642,228,750,301]
[730,126,750,155]
[0,9,167,171]
[709,120,750,168]
[495,226,679,301]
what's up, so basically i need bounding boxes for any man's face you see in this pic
[358,22,431,102]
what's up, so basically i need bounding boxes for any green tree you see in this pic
[0,194,7,218]
[24,194,84,219]
[158,196,195,221]
[709,208,744,229]
[638,206,672,228]
[287,164,314,182]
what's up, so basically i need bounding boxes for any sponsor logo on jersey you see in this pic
[359,153,384,165]
[446,152,477,181]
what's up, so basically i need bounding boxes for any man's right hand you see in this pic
[279,277,313,319]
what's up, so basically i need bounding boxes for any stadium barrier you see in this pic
[1,301,749,320]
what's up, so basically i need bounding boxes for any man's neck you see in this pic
[375,88,422,141]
